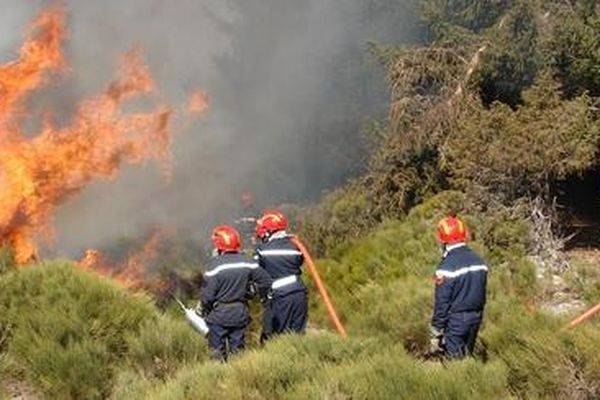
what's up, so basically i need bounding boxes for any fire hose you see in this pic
[566,299,600,329]
[291,235,348,339]
[175,236,347,339]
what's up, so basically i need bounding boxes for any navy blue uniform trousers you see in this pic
[444,311,482,358]
[207,323,246,360]
[271,290,308,334]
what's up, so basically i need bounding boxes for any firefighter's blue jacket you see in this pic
[431,243,488,331]
[201,252,271,326]
[254,232,306,297]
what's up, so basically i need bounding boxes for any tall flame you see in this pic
[0,8,202,264]
[0,8,65,124]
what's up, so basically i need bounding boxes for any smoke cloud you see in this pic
[0,0,421,256]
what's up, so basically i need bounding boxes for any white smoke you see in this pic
[0,0,421,256]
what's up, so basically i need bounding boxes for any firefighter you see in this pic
[254,210,308,338]
[201,225,271,361]
[429,215,488,359]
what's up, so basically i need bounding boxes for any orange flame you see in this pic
[113,229,164,287]
[186,90,209,115]
[78,249,112,278]
[0,8,65,126]
[78,228,171,288]
[0,8,203,264]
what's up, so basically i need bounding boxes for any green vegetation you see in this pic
[302,0,600,256]
[120,335,511,400]
[1,192,599,399]
[0,262,208,399]
[3,1,600,398]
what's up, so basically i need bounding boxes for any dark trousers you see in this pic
[207,323,246,361]
[272,290,308,334]
[260,299,274,344]
[444,311,482,358]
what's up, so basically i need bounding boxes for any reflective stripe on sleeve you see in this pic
[435,265,488,279]
[204,262,259,277]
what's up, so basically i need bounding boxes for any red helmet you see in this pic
[256,209,288,236]
[437,215,467,244]
[255,218,269,240]
[212,225,242,252]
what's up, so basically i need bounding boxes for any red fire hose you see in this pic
[291,236,348,338]
[566,300,600,329]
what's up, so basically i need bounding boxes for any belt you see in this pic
[214,301,246,309]
[450,310,483,318]
[272,275,298,289]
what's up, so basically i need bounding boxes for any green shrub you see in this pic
[300,183,378,257]
[488,257,538,304]
[125,334,377,400]
[0,247,15,276]
[0,261,208,399]
[123,314,209,380]
[344,277,432,353]
[482,303,600,398]
[134,338,510,400]
[305,192,488,328]
[307,347,509,400]
[566,252,600,305]
[2,191,598,400]
[0,261,153,399]
[446,78,600,200]
[481,217,530,265]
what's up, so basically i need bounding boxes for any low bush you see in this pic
[0,247,15,276]
[307,347,510,400]
[0,261,152,398]
[0,261,208,399]
[482,305,600,398]
[343,277,431,354]
[3,191,600,399]
[566,251,600,306]
[123,314,209,380]
[115,334,377,400]
[127,336,511,400]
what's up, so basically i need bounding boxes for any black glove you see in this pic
[197,301,213,317]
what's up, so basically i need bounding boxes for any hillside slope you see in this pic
[3,1,600,398]
[1,193,600,399]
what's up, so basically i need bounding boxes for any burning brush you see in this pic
[0,7,207,265]
[77,227,205,313]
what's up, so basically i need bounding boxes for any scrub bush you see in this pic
[0,261,208,399]
[566,252,600,305]
[122,314,209,380]
[4,192,600,399]
[114,334,377,400]
[482,307,600,398]
[0,247,15,276]
[343,277,432,353]
[310,347,510,400]
[126,336,511,400]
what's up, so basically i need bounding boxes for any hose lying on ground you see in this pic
[567,300,600,329]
